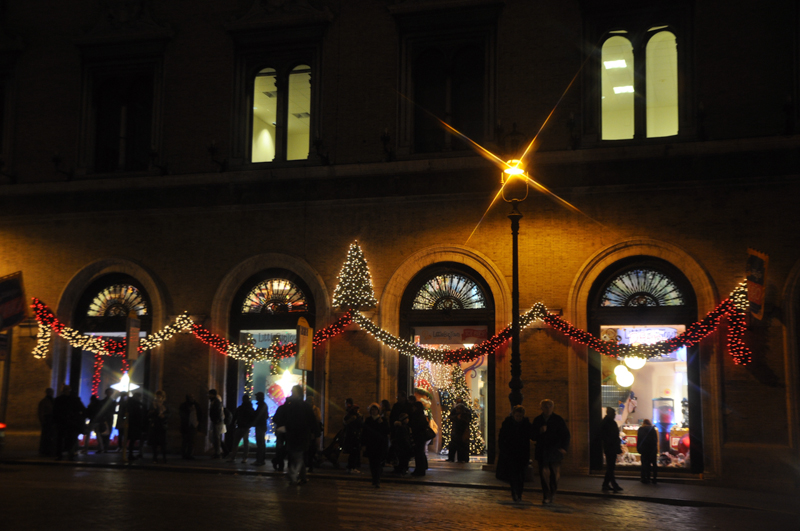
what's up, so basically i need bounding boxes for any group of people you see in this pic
[496,399,571,504]
[37,385,176,463]
[334,390,434,488]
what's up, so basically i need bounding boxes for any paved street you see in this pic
[1,464,797,531]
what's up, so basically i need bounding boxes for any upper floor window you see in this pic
[241,278,308,314]
[252,64,311,162]
[601,29,678,140]
[600,269,684,307]
[393,3,500,157]
[87,284,149,317]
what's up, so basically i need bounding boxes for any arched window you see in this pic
[287,64,311,161]
[400,263,495,462]
[646,31,678,138]
[601,269,685,307]
[228,270,315,448]
[411,273,487,310]
[87,284,149,317]
[252,68,277,162]
[588,258,701,473]
[601,35,635,140]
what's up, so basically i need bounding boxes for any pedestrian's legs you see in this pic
[288,450,306,484]
[369,455,382,486]
[603,451,619,489]
[549,462,561,500]
[347,444,361,471]
[537,460,551,502]
[210,424,221,457]
[255,426,266,464]
[240,429,250,462]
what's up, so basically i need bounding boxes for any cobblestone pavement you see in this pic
[1,464,797,531]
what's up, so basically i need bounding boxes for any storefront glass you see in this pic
[600,325,690,469]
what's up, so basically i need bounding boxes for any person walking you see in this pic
[342,398,363,474]
[52,385,85,461]
[253,392,268,466]
[179,394,201,459]
[448,399,471,463]
[496,405,532,502]
[637,418,659,484]
[362,403,390,488]
[391,412,412,475]
[306,393,322,472]
[85,395,106,454]
[530,399,570,505]
[272,401,288,471]
[148,390,169,463]
[600,406,624,492]
[227,394,255,463]
[275,385,317,486]
[208,389,224,459]
[409,400,430,477]
[97,388,117,452]
[37,388,55,456]
[126,392,147,461]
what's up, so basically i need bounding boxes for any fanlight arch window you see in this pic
[87,285,149,317]
[412,274,487,310]
[242,279,308,314]
[601,269,685,307]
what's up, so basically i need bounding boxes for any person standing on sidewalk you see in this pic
[496,405,531,502]
[38,387,55,456]
[409,400,430,477]
[637,418,659,484]
[148,390,169,463]
[227,394,255,463]
[253,392,268,466]
[53,385,85,461]
[179,394,201,459]
[600,406,624,492]
[208,389,224,459]
[342,398,363,474]
[530,399,570,505]
[98,388,117,452]
[362,403,390,488]
[275,385,316,486]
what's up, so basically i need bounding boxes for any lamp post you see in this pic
[502,161,529,409]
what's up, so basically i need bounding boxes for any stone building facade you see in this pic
[0,0,798,492]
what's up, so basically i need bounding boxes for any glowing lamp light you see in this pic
[613,86,635,94]
[276,369,297,396]
[604,60,627,69]
[624,356,647,370]
[616,370,634,387]
[614,364,629,377]
[110,372,140,394]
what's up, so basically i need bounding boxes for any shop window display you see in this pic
[600,325,690,469]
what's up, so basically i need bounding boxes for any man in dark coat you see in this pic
[275,385,317,485]
[37,388,55,456]
[52,385,85,461]
[97,388,117,451]
[409,401,430,477]
[227,394,255,463]
[361,403,390,488]
[342,398,363,473]
[530,399,570,505]
[179,394,201,459]
[252,392,268,466]
[497,405,532,502]
[600,406,623,492]
[448,400,471,463]
[637,418,659,484]
[125,392,147,461]
[391,412,412,475]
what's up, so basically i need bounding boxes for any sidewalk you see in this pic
[1,449,796,515]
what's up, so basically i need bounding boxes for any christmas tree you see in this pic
[332,241,378,311]
[439,364,485,455]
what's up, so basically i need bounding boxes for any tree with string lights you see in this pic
[440,365,485,456]
[332,241,378,311]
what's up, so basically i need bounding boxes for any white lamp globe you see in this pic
[614,364,629,377]
[616,370,635,387]
[624,356,647,370]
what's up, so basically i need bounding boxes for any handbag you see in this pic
[424,426,436,441]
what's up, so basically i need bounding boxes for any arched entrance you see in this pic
[399,262,495,463]
[587,256,702,473]
[226,269,316,448]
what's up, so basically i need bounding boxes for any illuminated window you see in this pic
[601,269,685,307]
[412,274,487,310]
[242,279,308,314]
[251,64,312,163]
[646,31,678,138]
[87,284,149,317]
[601,36,635,140]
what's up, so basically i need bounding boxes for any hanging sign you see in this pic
[295,317,313,371]
[746,248,769,320]
[0,271,26,332]
[126,313,140,360]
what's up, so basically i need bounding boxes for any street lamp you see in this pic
[502,160,529,408]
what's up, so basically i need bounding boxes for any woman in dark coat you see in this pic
[361,403,390,487]
[496,405,532,502]
[409,401,429,477]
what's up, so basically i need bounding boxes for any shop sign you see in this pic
[0,271,26,333]
[295,317,313,371]
[746,248,768,320]
[126,315,140,360]
[414,326,488,345]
